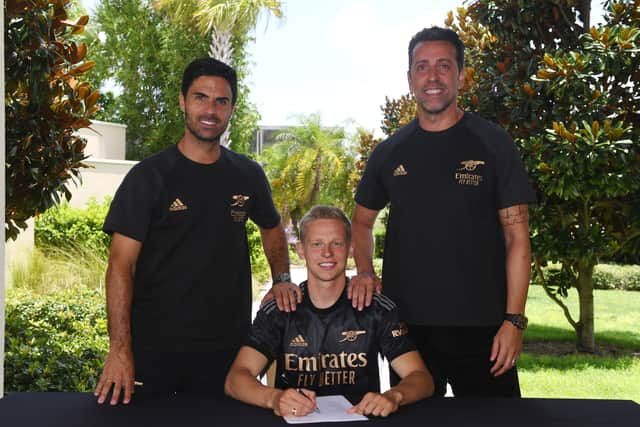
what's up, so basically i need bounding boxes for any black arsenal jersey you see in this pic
[246,280,416,396]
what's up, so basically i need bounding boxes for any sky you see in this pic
[81,0,605,137]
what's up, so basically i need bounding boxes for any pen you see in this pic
[280,373,320,413]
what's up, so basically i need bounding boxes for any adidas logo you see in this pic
[169,198,188,212]
[289,334,308,348]
[393,164,407,176]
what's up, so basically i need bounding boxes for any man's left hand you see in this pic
[490,321,523,376]
[348,390,401,417]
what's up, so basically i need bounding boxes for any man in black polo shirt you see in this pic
[225,206,433,418]
[94,58,294,405]
[349,27,536,397]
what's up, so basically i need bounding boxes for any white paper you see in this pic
[283,395,368,424]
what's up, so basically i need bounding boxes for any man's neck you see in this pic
[306,275,347,310]
[417,106,464,132]
[177,134,222,164]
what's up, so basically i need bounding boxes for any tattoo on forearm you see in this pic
[499,205,529,226]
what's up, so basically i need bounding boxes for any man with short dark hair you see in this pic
[225,205,433,418]
[94,57,293,405]
[349,27,536,398]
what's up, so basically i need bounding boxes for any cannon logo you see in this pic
[339,330,367,343]
[457,160,485,171]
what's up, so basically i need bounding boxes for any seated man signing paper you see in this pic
[225,205,434,418]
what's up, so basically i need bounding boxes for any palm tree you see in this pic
[154,0,283,145]
[261,114,355,236]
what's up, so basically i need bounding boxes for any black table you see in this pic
[0,393,638,426]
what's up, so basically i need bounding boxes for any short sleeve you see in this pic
[248,162,281,229]
[103,163,159,242]
[354,144,390,211]
[374,294,416,363]
[495,139,537,209]
[244,300,284,361]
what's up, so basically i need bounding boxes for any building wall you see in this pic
[70,159,136,208]
[5,120,132,279]
[78,120,127,161]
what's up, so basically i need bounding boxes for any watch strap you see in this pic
[272,272,292,285]
[504,313,528,330]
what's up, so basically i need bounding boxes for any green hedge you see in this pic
[34,197,112,255]
[4,287,108,392]
[537,264,640,291]
[592,264,640,291]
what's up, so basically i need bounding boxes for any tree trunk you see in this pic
[208,29,233,147]
[575,260,596,352]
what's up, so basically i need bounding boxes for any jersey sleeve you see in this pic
[354,143,390,211]
[248,162,281,229]
[490,128,537,209]
[244,300,284,361]
[103,162,159,242]
[373,294,416,363]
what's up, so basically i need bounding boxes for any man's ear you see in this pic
[179,93,185,113]
[296,242,305,260]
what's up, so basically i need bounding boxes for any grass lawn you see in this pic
[520,285,640,403]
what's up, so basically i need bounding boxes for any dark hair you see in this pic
[181,57,238,104]
[408,26,465,71]
[298,205,352,244]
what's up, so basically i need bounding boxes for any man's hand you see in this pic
[347,272,382,311]
[94,347,135,405]
[262,282,301,312]
[272,388,317,417]
[490,321,523,376]
[348,390,402,417]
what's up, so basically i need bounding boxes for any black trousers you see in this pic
[133,346,240,396]
[390,325,521,398]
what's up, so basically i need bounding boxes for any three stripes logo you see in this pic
[169,198,188,212]
[289,334,309,348]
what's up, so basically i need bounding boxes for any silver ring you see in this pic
[292,407,297,415]
[511,359,517,366]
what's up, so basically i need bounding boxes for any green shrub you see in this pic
[374,229,385,258]
[592,264,640,291]
[9,245,107,293]
[35,197,112,256]
[535,263,640,292]
[247,220,270,294]
[4,287,108,392]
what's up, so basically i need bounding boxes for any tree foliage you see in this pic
[5,0,99,240]
[448,0,640,351]
[260,114,355,234]
[152,0,282,150]
[88,0,209,159]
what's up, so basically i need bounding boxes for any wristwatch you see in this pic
[504,313,528,330]
[272,272,292,285]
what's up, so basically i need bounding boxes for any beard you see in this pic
[184,110,229,144]
[416,85,456,116]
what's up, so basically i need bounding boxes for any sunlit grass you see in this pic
[521,285,640,402]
